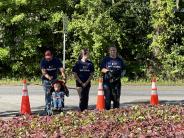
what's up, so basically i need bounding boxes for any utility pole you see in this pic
[112,0,114,5]
[63,14,68,69]
[176,0,179,9]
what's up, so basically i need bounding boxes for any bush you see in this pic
[1,105,184,137]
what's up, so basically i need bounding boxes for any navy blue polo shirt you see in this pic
[72,60,94,82]
[100,56,125,82]
[40,57,63,80]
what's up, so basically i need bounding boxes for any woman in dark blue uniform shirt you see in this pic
[100,45,126,110]
[72,48,94,111]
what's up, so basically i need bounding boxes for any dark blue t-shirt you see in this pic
[100,56,125,82]
[72,60,94,82]
[40,57,63,80]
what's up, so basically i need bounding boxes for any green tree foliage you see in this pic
[69,0,121,77]
[149,0,184,80]
[69,0,151,79]
[0,0,74,77]
[0,0,183,80]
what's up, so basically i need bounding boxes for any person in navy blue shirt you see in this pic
[40,49,66,113]
[72,48,94,111]
[100,45,126,110]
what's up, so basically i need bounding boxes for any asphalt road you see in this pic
[0,85,184,117]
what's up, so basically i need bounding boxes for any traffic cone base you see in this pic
[96,95,105,111]
[21,96,31,114]
[150,94,159,105]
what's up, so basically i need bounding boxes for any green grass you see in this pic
[122,77,184,86]
[1,77,184,86]
[0,78,41,85]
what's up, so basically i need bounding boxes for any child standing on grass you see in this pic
[52,82,65,111]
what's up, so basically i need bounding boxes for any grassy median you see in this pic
[1,77,184,86]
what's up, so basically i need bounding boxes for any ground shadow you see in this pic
[0,111,19,117]
[0,105,96,117]
[0,106,45,117]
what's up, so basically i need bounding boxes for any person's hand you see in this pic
[44,73,53,80]
[102,68,109,74]
[105,69,109,73]
[82,81,89,88]
[81,82,86,88]
[82,83,86,88]
[48,76,53,80]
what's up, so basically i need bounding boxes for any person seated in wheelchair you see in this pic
[50,80,69,111]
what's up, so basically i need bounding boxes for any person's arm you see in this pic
[73,72,83,85]
[59,67,66,82]
[100,58,109,73]
[56,58,66,82]
[83,62,94,87]
[101,68,109,73]
[41,69,53,80]
[83,72,93,87]
[72,61,83,85]
[40,59,53,80]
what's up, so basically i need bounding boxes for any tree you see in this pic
[149,0,184,80]
[69,0,151,79]
[0,0,184,80]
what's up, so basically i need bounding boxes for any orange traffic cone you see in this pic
[20,80,31,114]
[96,78,105,111]
[150,77,159,105]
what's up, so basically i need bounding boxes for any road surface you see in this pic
[0,85,184,117]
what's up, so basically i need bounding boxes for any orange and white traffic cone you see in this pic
[96,78,105,111]
[20,80,31,115]
[150,77,159,105]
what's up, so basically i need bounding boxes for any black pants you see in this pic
[103,81,121,110]
[76,82,91,111]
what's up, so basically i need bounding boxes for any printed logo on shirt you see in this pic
[79,65,90,72]
[107,61,121,69]
[46,65,57,71]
